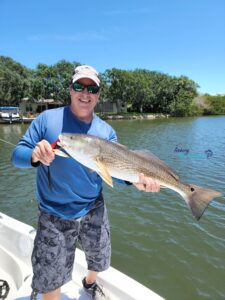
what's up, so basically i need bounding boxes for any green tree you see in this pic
[33,60,79,103]
[0,56,32,104]
[204,94,225,115]
[0,55,210,116]
[130,70,154,113]
[167,76,199,116]
[103,68,132,104]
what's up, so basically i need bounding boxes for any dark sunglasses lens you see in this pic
[87,85,100,94]
[73,82,84,92]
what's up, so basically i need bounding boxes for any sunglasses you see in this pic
[72,82,100,94]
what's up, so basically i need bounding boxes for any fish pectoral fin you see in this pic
[53,149,70,158]
[95,158,113,188]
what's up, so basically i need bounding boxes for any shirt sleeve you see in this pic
[11,113,46,168]
[108,127,117,142]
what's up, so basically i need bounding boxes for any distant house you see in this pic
[19,98,127,116]
[95,100,127,114]
[19,99,64,115]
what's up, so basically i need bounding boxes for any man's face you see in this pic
[70,78,100,123]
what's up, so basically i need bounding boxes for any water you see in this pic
[0,116,225,300]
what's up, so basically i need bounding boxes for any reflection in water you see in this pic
[1,124,23,137]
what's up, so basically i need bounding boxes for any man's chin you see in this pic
[76,112,93,123]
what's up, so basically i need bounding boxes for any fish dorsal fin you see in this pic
[132,150,179,181]
[95,158,114,188]
[112,141,128,150]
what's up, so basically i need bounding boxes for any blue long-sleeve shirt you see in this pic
[11,106,121,219]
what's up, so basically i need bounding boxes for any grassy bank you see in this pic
[96,112,170,120]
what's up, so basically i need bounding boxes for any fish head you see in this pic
[58,133,100,170]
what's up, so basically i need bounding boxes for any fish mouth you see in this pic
[58,134,62,142]
[58,134,67,148]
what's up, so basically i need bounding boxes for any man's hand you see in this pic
[133,173,160,192]
[32,140,55,166]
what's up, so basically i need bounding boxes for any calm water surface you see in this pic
[0,116,224,300]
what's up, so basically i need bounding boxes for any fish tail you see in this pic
[182,184,222,220]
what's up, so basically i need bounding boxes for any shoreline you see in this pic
[97,113,170,120]
[1,113,224,125]
[0,114,169,124]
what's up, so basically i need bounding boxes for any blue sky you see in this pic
[0,0,224,95]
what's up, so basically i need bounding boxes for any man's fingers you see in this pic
[135,173,160,192]
[145,178,158,192]
[32,140,55,165]
[36,140,54,158]
[133,182,146,191]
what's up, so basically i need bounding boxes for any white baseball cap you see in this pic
[72,65,100,86]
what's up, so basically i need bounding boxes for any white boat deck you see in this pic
[0,212,165,300]
[15,276,92,300]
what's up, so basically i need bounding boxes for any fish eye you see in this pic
[191,187,195,192]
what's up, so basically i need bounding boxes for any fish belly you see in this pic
[107,167,139,183]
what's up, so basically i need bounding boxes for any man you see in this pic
[11,65,160,300]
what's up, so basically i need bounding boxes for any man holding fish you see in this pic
[11,65,160,300]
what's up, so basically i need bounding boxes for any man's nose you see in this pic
[81,87,89,95]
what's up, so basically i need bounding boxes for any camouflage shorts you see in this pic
[31,196,111,294]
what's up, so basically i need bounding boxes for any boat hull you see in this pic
[0,212,164,300]
[0,117,22,124]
